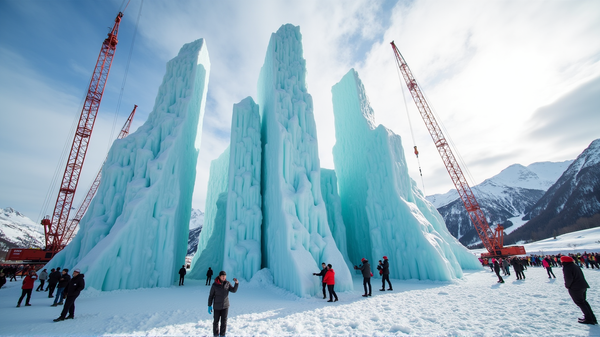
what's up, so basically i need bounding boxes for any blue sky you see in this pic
[1,0,599,221]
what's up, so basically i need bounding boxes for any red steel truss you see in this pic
[390,41,525,258]
[62,105,137,245]
[43,12,124,252]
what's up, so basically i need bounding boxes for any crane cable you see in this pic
[394,59,426,194]
[107,0,143,151]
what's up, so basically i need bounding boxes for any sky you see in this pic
[1,0,599,222]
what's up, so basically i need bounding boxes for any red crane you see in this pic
[62,105,137,245]
[390,41,525,258]
[7,12,124,263]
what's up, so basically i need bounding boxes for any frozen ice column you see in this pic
[320,169,352,270]
[188,147,229,279]
[222,97,262,281]
[46,39,211,290]
[332,69,479,281]
[257,24,352,297]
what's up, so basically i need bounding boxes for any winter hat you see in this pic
[383,256,388,260]
[74,269,81,273]
[219,271,227,276]
[560,256,575,263]
[361,258,366,262]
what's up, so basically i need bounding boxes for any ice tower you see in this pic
[257,24,352,296]
[46,39,211,290]
[190,97,263,281]
[320,169,352,269]
[188,147,229,279]
[332,69,480,281]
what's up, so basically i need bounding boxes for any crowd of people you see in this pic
[0,264,85,323]
[479,252,598,325]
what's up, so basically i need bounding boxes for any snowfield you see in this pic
[1,264,599,336]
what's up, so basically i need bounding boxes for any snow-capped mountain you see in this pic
[427,160,573,246]
[506,139,600,243]
[0,207,45,253]
[187,208,204,256]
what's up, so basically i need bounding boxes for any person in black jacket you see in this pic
[561,256,597,324]
[380,256,393,291]
[47,268,61,297]
[354,258,372,297]
[206,267,213,286]
[493,259,504,283]
[0,272,6,289]
[52,269,71,306]
[208,271,238,337]
[313,262,328,299]
[179,265,187,286]
[53,269,85,322]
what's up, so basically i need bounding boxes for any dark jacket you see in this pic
[0,275,6,288]
[48,270,61,285]
[563,261,590,290]
[208,278,238,310]
[207,268,213,277]
[493,260,501,273]
[64,274,85,297]
[357,261,371,278]
[316,267,327,282]
[382,259,390,275]
[179,267,186,276]
[57,273,71,288]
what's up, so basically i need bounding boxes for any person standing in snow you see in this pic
[36,269,48,291]
[542,256,556,279]
[206,267,214,286]
[354,258,372,297]
[52,269,71,306]
[47,268,60,297]
[561,255,597,324]
[179,265,187,286]
[53,269,85,322]
[501,258,510,276]
[380,256,393,291]
[493,259,504,283]
[16,269,37,307]
[208,271,239,336]
[0,272,6,289]
[313,262,328,299]
[323,264,338,302]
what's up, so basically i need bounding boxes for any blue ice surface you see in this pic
[189,97,263,281]
[320,169,352,270]
[188,147,229,279]
[46,39,211,290]
[331,69,481,282]
[256,24,353,297]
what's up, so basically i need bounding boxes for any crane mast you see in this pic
[390,41,525,257]
[61,105,137,245]
[43,12,124,252]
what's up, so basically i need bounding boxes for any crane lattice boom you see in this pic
[390,41,525,257]
[43,12,124,252]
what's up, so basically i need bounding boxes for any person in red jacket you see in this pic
[323,264,338,302]
[17,269,38,307]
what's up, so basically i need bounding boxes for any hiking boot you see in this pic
[362,294,368,297]
[578,319,598,325]
[16,304,20,308]
[65,316,74,320]
[51,303,58,307]
[334,298,338,302]
[368,294,372,296]
[379,288,385,291]
[53,317,65,322]
[25,304,31,306]
[327,300,333,302]
[388,288,393,291]
[323,296,326,299]
[58,302,64,305]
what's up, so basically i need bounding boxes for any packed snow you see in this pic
[1,227,599,336]
[44,39,211,291]
[331,69,480,281]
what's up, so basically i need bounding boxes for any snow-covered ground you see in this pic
[1,227,599,336]
[1,267,599,336]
